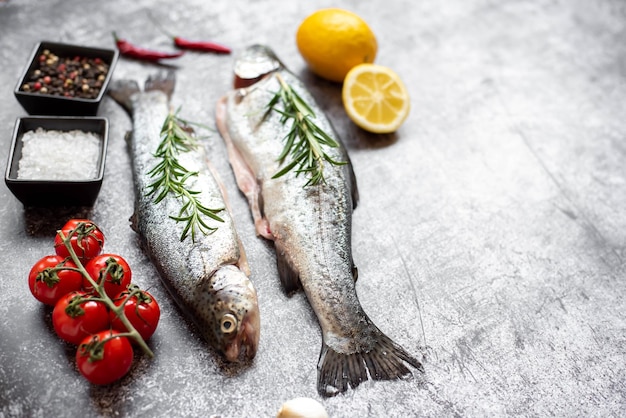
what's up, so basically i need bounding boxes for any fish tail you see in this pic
[145,70,175,99]
[107,79,141,114]
[107,71,175,114]
[317,326,423,397]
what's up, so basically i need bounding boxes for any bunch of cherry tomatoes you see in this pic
[28,219,160,385]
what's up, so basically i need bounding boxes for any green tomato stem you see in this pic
[57,229,154,358]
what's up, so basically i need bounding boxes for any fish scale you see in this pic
[216,45,423,396]
[108,72,260,363]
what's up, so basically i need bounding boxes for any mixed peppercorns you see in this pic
[20,50,109,100]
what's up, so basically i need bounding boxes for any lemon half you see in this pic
[342,63,410,134]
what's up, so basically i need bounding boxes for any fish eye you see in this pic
[220,313,238,334]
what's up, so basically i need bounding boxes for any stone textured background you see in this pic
[1,0,625,416]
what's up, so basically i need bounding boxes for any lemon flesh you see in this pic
[342,64,410,134]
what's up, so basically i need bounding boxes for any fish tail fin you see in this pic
[145,70,175,99]
[108,71,175,114]
[107,79,141,114]
[317,325,423,397]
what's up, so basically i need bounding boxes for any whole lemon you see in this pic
[296,8,377,83]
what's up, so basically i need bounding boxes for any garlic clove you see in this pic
[276,397,329,418]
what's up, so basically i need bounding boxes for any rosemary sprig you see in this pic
[267,73,346,186]
[146,109,224,242]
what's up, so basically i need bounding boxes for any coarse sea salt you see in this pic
[17,127,102,180]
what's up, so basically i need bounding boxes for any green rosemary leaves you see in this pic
[147,110,224,242]
[268,74,345,186]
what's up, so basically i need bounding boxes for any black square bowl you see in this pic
[5,116,108,207]
[14,41,119,116]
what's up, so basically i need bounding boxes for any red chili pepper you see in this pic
[172,36,231,54]
[113,32,184,61]
[146,14,231,54]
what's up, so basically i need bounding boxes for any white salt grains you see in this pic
[17,127,102,180]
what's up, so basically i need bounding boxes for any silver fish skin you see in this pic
[216,45,423,396]
[108,72,260,362]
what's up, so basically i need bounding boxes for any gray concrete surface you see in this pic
[1,0,625,417]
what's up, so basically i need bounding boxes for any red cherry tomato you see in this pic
[76,330,134,385]
[52,291,110,345]
[111,287,160,341]
[85,254,132,298]
[54,219,105,262]
[28,255,83,306]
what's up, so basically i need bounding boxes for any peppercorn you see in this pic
[20,50,109,100]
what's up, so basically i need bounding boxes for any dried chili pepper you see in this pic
[113,32,184,61]
[147,14,231,54]
[172,37,231,54]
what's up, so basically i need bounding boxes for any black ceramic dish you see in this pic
[14,41,119,116]
[5,116,109,207]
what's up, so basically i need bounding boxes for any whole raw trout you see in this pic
[216,45,422,395]
[109,72,259,362]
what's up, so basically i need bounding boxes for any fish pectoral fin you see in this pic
[123,130,133,149]
[316,326,424,397]
[275,240,302,294]
[236,239,251,277]
[129,213,138,233]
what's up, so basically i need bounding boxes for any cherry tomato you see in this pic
[54,219,105,262]
[28,255,83,306]
[111,286,160,341]
[76,330,133,385]
[85,254,132,297]
[52,291,110,345]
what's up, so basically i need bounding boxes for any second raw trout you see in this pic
[216,45,423,396]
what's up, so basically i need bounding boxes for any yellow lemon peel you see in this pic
[296,8,377,83]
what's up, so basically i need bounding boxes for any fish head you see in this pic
[205,265,260,362]
[233,44,282,88]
